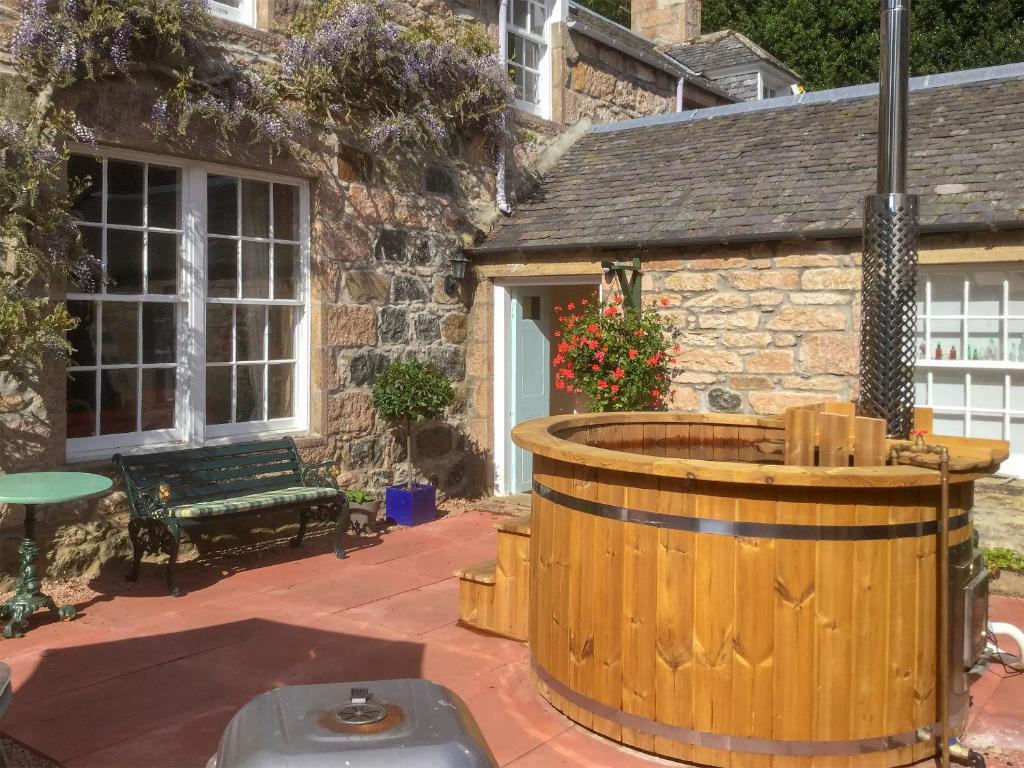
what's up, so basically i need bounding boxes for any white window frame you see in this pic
[65,146,311,464]
[914,265,1024,475]
[507,0,554,119]
[209,0,256,26]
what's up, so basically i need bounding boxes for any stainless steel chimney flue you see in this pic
[859,0,919,439]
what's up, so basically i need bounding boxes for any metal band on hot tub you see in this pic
[531,659,947,757]
[533,481,970,541]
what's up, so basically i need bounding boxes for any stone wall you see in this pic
[562,29,677,124]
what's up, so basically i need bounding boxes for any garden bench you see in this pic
[114,438,349,596]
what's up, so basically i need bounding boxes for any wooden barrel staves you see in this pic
[512,407,1007,768]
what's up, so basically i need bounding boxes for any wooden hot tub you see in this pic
[511,407,1007,767]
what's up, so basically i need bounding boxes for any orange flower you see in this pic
[651,388,661,397]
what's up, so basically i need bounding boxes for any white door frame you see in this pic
[492,275,601,496]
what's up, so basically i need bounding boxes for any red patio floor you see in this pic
[1,509,1021,767]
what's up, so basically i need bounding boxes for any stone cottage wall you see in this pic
[0,3,548,583]
[562,29,677,124]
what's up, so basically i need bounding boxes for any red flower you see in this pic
[553,354,564,365]
[558,341,570,353]
[660,298,669,307]
[612,367,624,380]
[596,350,606,362]
[610,384,620,392]
[555,379,565,390]
[673,343,681,352]
[581,299,588,305]
[634,329,645,337]
[651,388,661,398]
[554,305,563,312]
[597,380,608,389]
[567,303,575,310]
[587,324,599,333]
[613,295,623,305]
[592,364,600,371]
[587,339,599,349]
[603,306,618,317]
[628,349,639,359]
[554,331,561,337]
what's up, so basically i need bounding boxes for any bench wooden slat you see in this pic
[128,453,299,479]
[132,460,301,487]
[120,438,296,467]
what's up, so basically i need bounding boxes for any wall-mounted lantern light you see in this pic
[444,249,470,296]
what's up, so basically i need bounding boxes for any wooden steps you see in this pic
[456,514,531,641]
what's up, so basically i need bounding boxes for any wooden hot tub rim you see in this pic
[512,412,1006,489]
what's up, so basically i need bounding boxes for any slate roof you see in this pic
[477,65,1024,254]
[565,3,727,98]
[663,29,802,82]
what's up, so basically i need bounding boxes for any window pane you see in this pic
[1010,320,1024,363]
[932,372,965,408]
[269,306,294,360]
[241,241,270,299]
[236,305,266,361]
[207,237,238,298]
[101,302,138,364]
[69,155,103,222]
[73,225,103,293]
[929,318,961,360]
[241,180,271,238]
[529,0,545,34]
[273,185,299,240]
[507,33,523,65]
[67,301,97,367]
[141,368,176,431]
[206,304,233,363]
[100,368,138,434]
[524,71,539,104]
[268,363,293,419]
[106,160,144,226]
[148,165,181,229]
[142,304,176,364]
[67,371,97,438]
[524,38,541,69]
[969,272,1003,317]
[513,0,528,28]
[208,175,238,236]
[914,372,928,404]
[1012,374,1024,412]
[236,365,265,422]
[971,414,1004,440]
[1009,273,1024,316]
[971,373,1005,411]
[930,275,964,316]
[933,412,965,438]
[967,319,1001,361]
[107,229,144,294]
[273,243,298,300]
[148,232,180,295]
[206,366,232,425]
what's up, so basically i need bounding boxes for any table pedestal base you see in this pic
[0,507,76,638]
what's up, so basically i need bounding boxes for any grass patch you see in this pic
[983,546,1024,573]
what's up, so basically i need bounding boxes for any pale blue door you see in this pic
[510,290,550,494]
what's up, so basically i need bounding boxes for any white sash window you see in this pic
[65,149,310,462]
[507,0,552,118]
[210,0,256,26]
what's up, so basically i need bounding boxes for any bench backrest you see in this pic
[114,438,306,507]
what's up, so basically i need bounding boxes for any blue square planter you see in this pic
[385,483,436,527]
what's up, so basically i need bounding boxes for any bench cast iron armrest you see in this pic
[122,478,172,519]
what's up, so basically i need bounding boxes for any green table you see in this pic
[0,472,112,638]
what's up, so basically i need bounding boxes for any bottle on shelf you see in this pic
[950,345,958,360]
[987,339,998,361]
[919,342,927,360]
[935,343,943,360]
[969,346,978,361]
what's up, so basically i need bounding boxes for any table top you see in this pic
[0,472,113,505]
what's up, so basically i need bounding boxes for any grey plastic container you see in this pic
[209,679,497,768]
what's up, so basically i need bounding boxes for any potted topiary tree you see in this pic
[372,358,455,526]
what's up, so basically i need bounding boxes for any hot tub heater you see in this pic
[859,0,919,440]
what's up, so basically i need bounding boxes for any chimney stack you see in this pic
[631,0,701,46]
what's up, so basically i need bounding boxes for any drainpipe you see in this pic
[858,0,918,439]
[676,77,685,112]
[496,0,513,216]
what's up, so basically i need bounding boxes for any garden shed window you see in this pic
[65,150,309,462]
[914,266,1024,476]
[209,0,256,26]
[507,0,551,117]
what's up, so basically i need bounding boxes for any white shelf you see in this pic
[917,360,1024,369]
